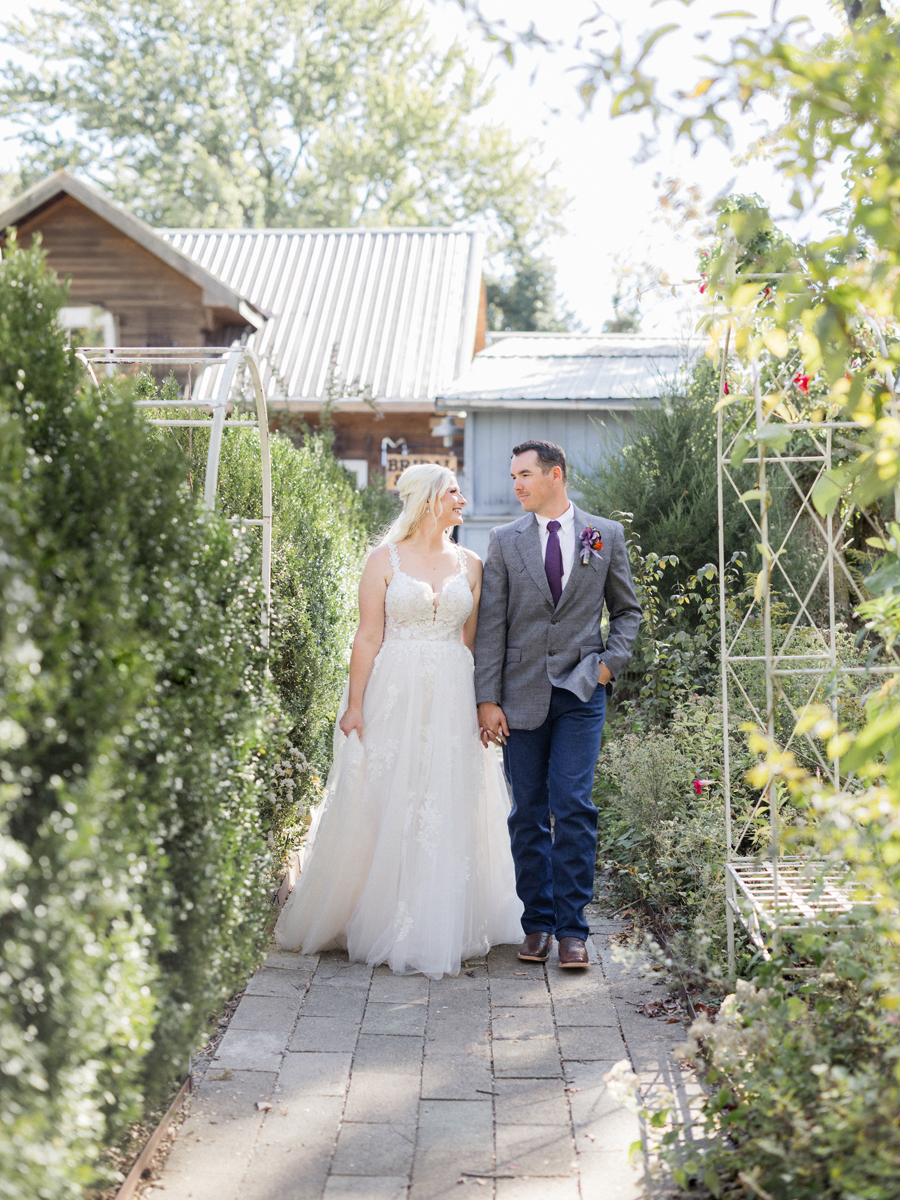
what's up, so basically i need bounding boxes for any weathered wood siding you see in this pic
[278,410,460,480]
[11,194,222,347]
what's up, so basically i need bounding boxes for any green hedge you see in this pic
[0,239,358,1197]
[141,388,364,862]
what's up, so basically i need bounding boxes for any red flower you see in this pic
[723,381,730,395]
[692,779,703,795]
[794,373,810,394]
[699,283,707,294]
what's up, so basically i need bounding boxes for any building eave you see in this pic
[267,398,441,414]
[435,397,660,411]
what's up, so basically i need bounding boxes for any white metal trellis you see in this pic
[75,344,273,648]
[715,324,900,972]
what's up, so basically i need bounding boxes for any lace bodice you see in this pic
[384,542,472,643]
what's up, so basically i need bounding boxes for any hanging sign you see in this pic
[385,454,458,491]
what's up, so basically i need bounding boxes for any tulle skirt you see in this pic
[274,635,523,979]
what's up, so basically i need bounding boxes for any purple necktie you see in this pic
[545,519,563,606]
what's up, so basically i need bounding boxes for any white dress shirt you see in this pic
[535,503,576,592]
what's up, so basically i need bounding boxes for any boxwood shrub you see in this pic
[142,397,363,862]
[0,239,292,1198]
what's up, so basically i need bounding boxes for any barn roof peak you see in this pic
[0,170,266,328]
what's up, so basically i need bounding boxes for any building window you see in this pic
[59,306,117,349]
[340,459,369,489]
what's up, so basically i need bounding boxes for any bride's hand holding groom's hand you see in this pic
[477,701,509,748]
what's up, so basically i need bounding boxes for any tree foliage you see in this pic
[486,245,578,332]
[0,0,566,259]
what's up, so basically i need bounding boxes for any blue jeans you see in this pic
[502,685,606,942]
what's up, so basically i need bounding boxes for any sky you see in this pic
[421,0,846,334]
[0,0,846,334]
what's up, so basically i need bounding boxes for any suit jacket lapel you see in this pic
[554,505,599,614]
[515,515,554,606]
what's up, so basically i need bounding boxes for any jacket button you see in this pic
[548,650,557,657]
[551,618,559,625]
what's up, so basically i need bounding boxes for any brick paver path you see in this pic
[154,907,673,1199]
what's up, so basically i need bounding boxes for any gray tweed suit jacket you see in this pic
[474,505,642,731]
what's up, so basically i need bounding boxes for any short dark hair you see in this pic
[511,439,567,482]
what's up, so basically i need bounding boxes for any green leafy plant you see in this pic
[142,403,363,858]
[0,238,284,1198]
[595,695,756,973]
[606,512,735,723]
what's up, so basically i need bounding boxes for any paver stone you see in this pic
[343,1067,421,1125]
[491,1007,555,1040]
[213,1027,288,1072]
[495,1178,581,1199]
[244,967,312,999]
[239,1097,343,1200]
[361,1000,428,1036]
[278,1050,353,1098]
[557,1026,628,1062]
[495,1124,579,1177]
[303,985,368,1021]
[290,1015,361,1053]
[229,992,301,1033]
[331,1122,417,1177]
[411,1100,493,1198]
[492,1078,571,1126]
[324,1178,411,1199]
[493,1036,562,1079]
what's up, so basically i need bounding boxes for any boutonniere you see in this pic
[579,525,603,564]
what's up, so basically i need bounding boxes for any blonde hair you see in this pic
[383,463,455,544]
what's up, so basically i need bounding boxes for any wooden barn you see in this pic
[0,171,266,352]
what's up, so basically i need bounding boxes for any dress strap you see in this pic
[456,545,468,574]
[387,541,401,573]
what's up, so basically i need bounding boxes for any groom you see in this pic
[475,441,641,968]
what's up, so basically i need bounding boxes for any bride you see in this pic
[275,463,523,978]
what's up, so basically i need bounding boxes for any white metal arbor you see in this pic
[76,344,273,647]
[714,321,900,972]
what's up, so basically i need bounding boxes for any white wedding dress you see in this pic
[274,542,523,979]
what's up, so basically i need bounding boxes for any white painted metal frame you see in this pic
[714,319,900,972]
[75,345,272,648]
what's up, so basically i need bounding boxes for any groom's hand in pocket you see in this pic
[477,702,509,748]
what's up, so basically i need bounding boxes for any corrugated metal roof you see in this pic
[439,333,702,405]
[477,333,701,359]
[161,227,484,403]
